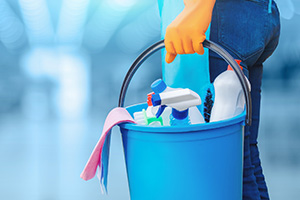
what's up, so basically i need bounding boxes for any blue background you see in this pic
[0,0,299,199]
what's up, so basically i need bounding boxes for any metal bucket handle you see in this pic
[118,39,252,126]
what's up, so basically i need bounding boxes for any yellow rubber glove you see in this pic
[164,0,216,63]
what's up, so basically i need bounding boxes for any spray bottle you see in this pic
[150,79,174,126]
[133,93,163,126]
[151,79,204,125]
[210,61,251,122]
[133,79,172,126]
[145,92,158,117]
[151,88,202,126]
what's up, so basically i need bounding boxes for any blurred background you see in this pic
[0,0,299,199]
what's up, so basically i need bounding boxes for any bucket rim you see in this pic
[119,103,246,133]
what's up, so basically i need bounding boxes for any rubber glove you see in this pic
[164,0,216,63]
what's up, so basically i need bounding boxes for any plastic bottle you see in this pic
[151,88,202,126]
[210,63,251,122]
[151,79,204,125]
[133,91,165,126]
[189,106,205,124]
[145,92,163,126]
[150,79,175,126]
[160,107,172,126]
[133,79,173,126]
[170,109,191,126]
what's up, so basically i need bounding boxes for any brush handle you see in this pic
[118,39,252,126]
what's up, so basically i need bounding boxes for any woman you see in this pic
[160,0,280,199]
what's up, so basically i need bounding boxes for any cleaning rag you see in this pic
[80,107,135,193]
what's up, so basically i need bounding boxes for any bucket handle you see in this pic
[118,39,252,126]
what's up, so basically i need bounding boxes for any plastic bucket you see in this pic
[118,40,252,200]
[120,104,245,200]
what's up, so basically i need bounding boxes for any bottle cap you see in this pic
[151,94,161,106]
[172,109,188,120]
[151,79,167,93]
[228,59,243,71]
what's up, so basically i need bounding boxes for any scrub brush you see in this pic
[203,88,214,123]
[133,109,147,125]
[133,109,163,126]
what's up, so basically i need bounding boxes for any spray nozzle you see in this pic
[147,92,155,106]
[151,88,201,114]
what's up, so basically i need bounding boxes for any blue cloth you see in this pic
[159,0,211,103]
[209,0,280,199]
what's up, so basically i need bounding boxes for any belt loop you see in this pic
[268,0,272,13]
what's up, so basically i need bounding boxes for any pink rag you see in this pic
[80,107,135,191]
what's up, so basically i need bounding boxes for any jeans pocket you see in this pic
[244,0,263,3]
[216,1,267,60]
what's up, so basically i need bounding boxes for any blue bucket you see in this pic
[118,40,252,200]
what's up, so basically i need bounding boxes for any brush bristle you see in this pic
[203,88,213,123]
[134,111,147,125]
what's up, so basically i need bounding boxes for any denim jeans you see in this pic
[209,0,280,199]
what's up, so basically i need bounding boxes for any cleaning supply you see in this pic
[150,79,175,118]
[133,92,164,126]
[159,106,172,126]
[151,88,202,126]
[133,109,163,126]
[146,92,159,116]
[80,107,136,193]
[151,79,204,125]
[83,39,252,199]
[203,87,214,123]
[133,88,171,126]
[150,79,175,126]
[133,110,146,125]
[189,106,205,124]
[210,62,251,122]
[170,108,191,126]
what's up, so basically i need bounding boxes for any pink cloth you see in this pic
[80,107,135,192]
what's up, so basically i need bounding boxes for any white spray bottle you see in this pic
[210,62,251,122]
[151,79,204,125]
[151,88,203,126]
[149,79,173,126]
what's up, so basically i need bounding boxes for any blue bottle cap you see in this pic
[172,109,188,120]
[151,79,167,93]
[151,94,161,106]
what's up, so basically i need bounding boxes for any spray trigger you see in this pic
[156,105,167,118]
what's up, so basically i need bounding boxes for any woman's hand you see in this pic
[164,0,216,63]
